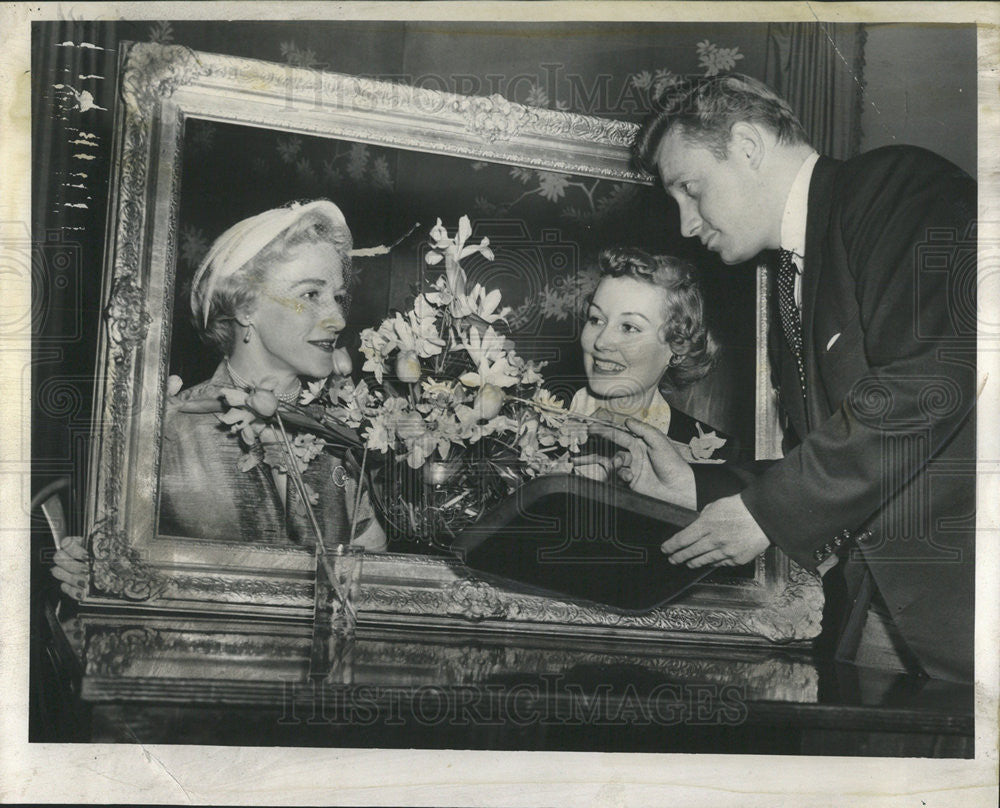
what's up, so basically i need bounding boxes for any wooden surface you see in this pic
[35,602,974,756]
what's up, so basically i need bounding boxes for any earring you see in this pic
[243,322,254,344]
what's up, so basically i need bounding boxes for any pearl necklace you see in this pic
[225,360,302,405]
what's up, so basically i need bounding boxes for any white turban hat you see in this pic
[190,199,351,330]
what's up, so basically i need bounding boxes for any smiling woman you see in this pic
[571,247,737,502]
[158,200,386,549]
[212,232,349,387]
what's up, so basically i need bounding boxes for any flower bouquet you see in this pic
[312,216,588,547]
[181,217,588,550]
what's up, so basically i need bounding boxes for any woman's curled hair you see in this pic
[597,247,719,388]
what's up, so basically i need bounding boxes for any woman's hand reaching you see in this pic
[50,535,89,601]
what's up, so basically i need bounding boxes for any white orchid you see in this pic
[217,404,265,447]
[464,282,512,323]
[423,275,457,310]
[390,409,439,468]
[395,310,445,359]
[517,419,573,477]
[454,404,516,443]
[323,378,373,428]
[460,356,520,390]
[421,378,461,408]
[532,388,569,427]
[422,407,463,459]
[412,291,440,322]
[363,395,408,452]
[363,414,393,453]
[685,422,728,462]
[532,412,587,452]
[459,324,506,367]
[402,431,439,469]
[359,323,396,383]
[555,419,589,451]
[424,215,494,268]
[290,432,325,465]
[426,274,509,323]
[510,355,545,386]
[299,379,323,406]
[423,216,501,322]
[458,326,520,389]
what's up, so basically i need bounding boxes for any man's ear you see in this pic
[729,121,766,170]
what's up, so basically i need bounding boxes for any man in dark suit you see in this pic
[620,74,976,682]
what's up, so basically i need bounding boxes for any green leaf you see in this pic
[279,407,363,449]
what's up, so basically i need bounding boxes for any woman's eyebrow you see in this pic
[621,311,651,322]
[288,278,329,288]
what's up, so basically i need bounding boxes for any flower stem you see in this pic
[435,312,450,373]
[505,393,615,428]
[348,446,369,545]
[275,411,327,554]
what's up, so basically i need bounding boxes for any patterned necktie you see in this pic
[776,248,807,396]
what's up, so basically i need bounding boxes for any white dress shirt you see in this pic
[779,150,820,310]
[779,151,844,575]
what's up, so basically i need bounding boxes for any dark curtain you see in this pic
[31,22,121,538]
[765,23,867,159]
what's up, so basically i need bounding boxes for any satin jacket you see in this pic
[158,363,383,549]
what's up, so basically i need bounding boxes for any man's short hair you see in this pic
[635,73,809,171]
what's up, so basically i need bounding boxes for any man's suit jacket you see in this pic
[739,146,977,681]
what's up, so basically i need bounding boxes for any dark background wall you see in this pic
[861,23,977,176]
[30,20,978,530]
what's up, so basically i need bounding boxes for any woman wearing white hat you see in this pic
[53,200,386,599]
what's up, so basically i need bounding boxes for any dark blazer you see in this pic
[579,406,740,477]
[739,147,977,681]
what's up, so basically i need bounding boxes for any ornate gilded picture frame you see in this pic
[84,42,821,645]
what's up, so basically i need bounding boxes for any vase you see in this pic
[310,542,365,683]
[364,439,521,549]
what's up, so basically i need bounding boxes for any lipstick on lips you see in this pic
[590,356,627,374]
